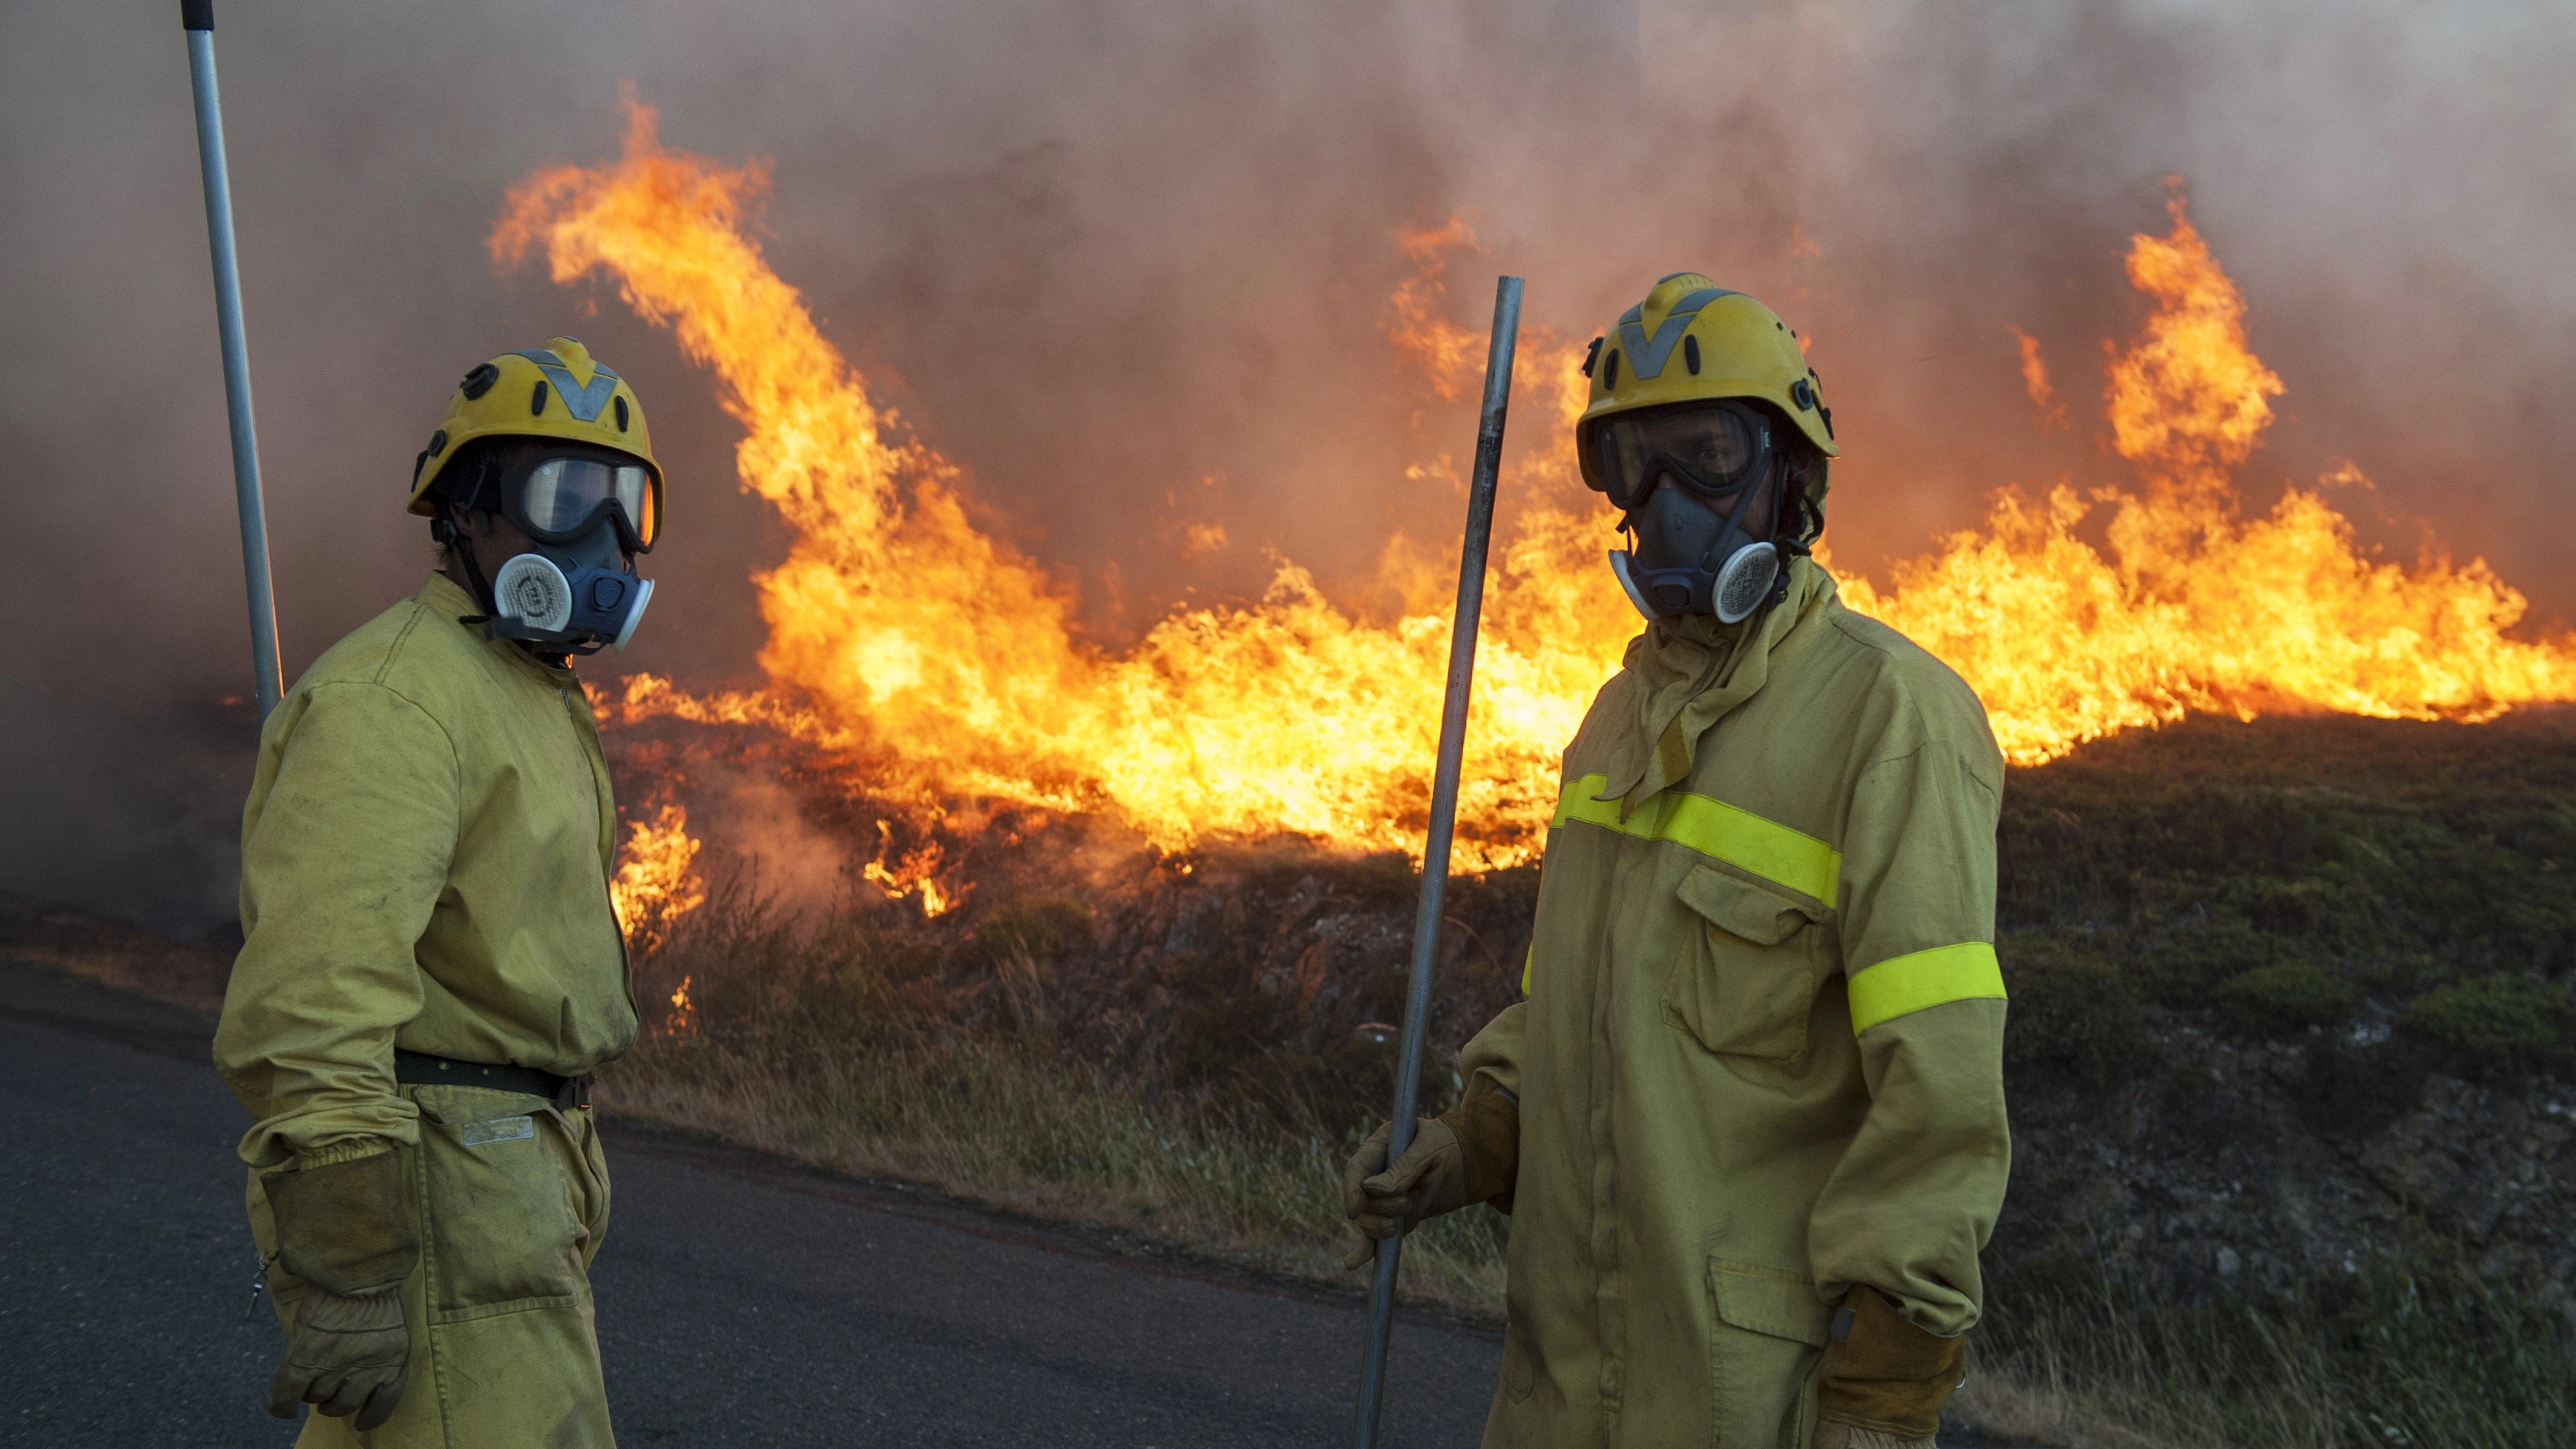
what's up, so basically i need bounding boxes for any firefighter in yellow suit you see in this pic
[214,338,666,1446]
[1343,277,2011,1449]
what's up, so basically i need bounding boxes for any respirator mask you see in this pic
[447,448,661,653]
[1582,399,1793,624]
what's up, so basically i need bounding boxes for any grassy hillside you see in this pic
[2000,709,2576,1096]
[1972,710,2576,1445]
[598,708,2576,1447]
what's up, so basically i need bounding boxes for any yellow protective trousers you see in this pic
[251,1084,615,1448]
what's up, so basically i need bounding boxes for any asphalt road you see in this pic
[0,959,1502,1446]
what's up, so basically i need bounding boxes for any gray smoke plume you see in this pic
[5,0,2570,933]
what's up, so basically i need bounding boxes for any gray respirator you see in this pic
[490,525,655,654]
[1610,485,1782,624]
[1584,399,1791,624]
[441,447,661,654]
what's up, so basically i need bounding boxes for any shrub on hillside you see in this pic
[1163,954,1419,1134]
[2402,974,2576,1072]
[2217,960,2363,1034]
[1343,851,1425,906]
[972,897,1094,962]
[1998,714,2576,1049]
[1999,930,2159,1090]
[2135,913,2283,1007]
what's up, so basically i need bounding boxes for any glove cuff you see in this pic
[1815,1286,1964,1438]
[264,1147,420,1295]
[1436,1086,1521,1211]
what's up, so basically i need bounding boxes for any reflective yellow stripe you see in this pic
[1847,942,2006,1034]
[1552,773,1841,907]
[1521,943,1534,996]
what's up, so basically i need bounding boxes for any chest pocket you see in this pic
[1664,862,1830,1064]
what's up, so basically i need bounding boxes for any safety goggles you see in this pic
[1581,399,1777,512]
[501,449,661,554]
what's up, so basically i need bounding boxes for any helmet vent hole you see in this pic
[531,380,550,416]
[459,363,499,400]
[1683,335,1701,375]
[1604,350,1621,387]
[614,395,630,431]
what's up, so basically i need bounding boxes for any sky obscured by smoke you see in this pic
[5,0,2571,933]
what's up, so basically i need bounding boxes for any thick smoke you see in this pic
[5,0,2571,933]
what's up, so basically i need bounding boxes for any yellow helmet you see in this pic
[1577,275,1837,459]
[407,336,659,515]
[1581,277,1839,620]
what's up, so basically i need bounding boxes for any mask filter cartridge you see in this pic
[1711,541,1780,624]
[493,552,655,653]
[495,553,574,633]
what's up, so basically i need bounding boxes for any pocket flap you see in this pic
[1708,1259,1834,1347]
[1676,863,1819,946]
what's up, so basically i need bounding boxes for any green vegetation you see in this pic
[2402,973,2576,1072]
[1961,1251,2576,1448]
[2216,962,2364,1034]
[1995,930,2159,1090]
[1996,712,2576,1079]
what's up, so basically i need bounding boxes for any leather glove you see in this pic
[263,1149,419,1432]
[1814,1285,1964,1444]
[1339,1088,1519,1269]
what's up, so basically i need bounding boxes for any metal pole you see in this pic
[183,0,283,719]
[1352,274,1523,1449]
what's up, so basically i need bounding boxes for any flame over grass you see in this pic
[608,801,706,954]
[503,103,2576,897]
[497,101,1622,872]
[1839,198,2576,763]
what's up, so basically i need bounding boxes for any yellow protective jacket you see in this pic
[1468,559,2010,1449]
[215,573,636,1170]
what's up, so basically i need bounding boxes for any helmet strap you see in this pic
[429,451,508,632]
[440,505,501,634]
[1756,461,1806,614]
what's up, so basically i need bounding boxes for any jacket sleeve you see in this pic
[214,681,461,1169]
[1457,1000,1526,1102]
[1806,739,2010,1337]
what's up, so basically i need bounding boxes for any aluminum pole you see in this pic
[1352,274,1523,1449]
[183,0,283,719]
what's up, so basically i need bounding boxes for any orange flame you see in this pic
[501,103,2575,869]
[497,101,1619,869]
[608,801,705,954]
[860,819,954,917]
[1386,217,1492,401]
[1838,197,2576,762]
[2107,195,2285,488]
[2012,326,2067,432]
[664,975,695,1035]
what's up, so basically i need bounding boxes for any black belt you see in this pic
[394,1048,591,1110]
